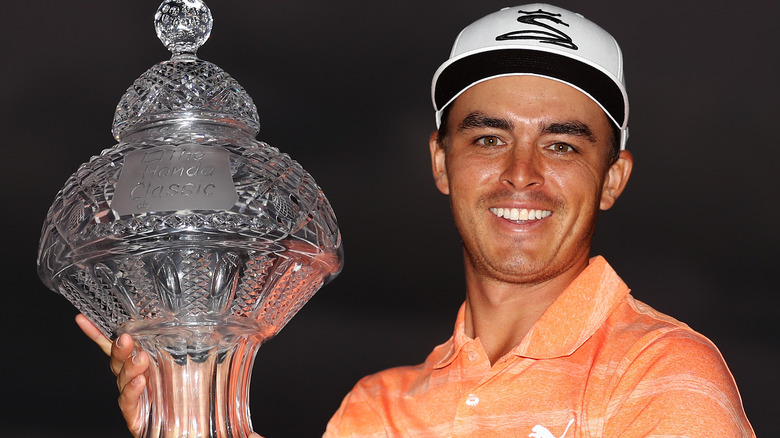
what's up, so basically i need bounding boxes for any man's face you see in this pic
[429,75,632,286]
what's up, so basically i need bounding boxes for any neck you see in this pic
[462,257,589,365]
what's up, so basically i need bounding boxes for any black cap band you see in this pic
[434,48,626,128]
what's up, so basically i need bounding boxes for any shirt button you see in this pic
[467,350,478,361]
[465,394,480,406]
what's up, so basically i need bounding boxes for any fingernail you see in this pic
[131,350,139,365]
[115,336,123,349]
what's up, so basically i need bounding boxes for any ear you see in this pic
[429,131,450,195]
[599,150,633,210]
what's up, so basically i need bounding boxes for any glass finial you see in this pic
[154,0,213,56]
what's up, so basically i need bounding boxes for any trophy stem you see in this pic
[129,320,264,438]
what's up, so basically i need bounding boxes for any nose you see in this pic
[499,145,544,189]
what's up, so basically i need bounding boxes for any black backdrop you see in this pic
[2,1,777,436]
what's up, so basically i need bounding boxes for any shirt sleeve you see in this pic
[601,328,755,438]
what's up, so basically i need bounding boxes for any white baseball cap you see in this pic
[432,4,629,149]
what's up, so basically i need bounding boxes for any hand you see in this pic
[76,314,149,437]
[76,315,268,438]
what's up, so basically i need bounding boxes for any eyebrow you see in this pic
[457,112,514,132]
[542,121,597,143]
[456,112,599,144]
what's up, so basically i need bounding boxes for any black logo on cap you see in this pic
[496,9,577,50]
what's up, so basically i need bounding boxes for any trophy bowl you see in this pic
[37,1,343,436]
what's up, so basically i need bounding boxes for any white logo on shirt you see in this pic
[529,418,575,438]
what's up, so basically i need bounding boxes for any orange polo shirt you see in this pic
[324,256,754,437]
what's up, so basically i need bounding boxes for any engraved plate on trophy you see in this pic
[112,144,238,215]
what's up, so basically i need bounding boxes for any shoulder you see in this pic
[323,363,429,438]
[604,295,716,358]
[324,336,456,437]
[598,296,754,437]
[603,295,738,393]
[349,362,429,400]
[346,334,456,398]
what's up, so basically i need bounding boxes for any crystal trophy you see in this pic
[36,1,343,436]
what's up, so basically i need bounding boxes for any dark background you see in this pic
[2,0,777,436]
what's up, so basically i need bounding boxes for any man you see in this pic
[82,3,754,437]
[322,4,754,437]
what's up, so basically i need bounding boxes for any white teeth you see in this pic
[519,209,529,220]
[489,207,551,221]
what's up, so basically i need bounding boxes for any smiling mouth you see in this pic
[489,207,552,221]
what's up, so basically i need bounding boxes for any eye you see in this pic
[476,135,506,147]
[546,142,575,153]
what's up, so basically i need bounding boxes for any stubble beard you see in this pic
[455,188,594,287]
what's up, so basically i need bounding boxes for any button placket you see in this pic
[457,341,490,410]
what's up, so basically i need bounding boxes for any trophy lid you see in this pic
[111,0,260,140]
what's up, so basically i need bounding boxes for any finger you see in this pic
[75,314,112,356]
[118,373,147,437]
[110,333,136,377]
[117,349,149,393]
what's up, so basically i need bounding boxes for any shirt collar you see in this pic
[434,256,629,368]
[432,304,470,369]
